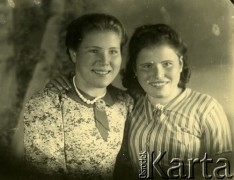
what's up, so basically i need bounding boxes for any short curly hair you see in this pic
[65,13,128,61]
[122,24,191,100]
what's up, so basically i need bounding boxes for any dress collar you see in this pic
[66,83,115,108]
[144,88,190,122]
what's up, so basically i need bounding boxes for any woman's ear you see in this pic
[179,56,184,72]
[69,49,77,63]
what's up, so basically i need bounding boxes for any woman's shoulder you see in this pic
[24,88,62,122]
[188,88,217,102]
[186,88,222,111]
[26,88,62,107]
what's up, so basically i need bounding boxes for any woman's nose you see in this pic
[98,52,109,64]
[153,65,164,78]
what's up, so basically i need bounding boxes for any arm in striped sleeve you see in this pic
[202,99,232,157]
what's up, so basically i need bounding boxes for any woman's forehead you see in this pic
[139,44,177,55]
[83,30,121,39]
[136,45,179,62]
[78,31,121,48]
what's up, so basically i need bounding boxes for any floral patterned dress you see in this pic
[24,85,133,179]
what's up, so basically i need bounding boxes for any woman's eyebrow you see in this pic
[161,60,174,62]
[84,46,101,49]
[84,46,120,49]
[109,47,120,50]
[140,61,154,63]
[139,62,154,65]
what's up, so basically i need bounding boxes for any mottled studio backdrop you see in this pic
[0,0,233,169]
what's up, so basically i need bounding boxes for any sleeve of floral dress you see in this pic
[23,89,65,174]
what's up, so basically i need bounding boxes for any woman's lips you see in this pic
[92,69,111,75]
[148,81,168,88]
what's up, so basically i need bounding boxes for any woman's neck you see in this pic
[147,87,183,106]
[74,76,106,98]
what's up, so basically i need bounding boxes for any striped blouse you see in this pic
[128,88,232,173]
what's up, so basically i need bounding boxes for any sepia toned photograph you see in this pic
[0,0,233,179]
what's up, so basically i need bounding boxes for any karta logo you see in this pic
[139,151,233,179]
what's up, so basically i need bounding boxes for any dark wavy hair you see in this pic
[122,24,191,100]
[65,13,128,61]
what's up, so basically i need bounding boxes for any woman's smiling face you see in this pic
[136,44,183,103]
[70,30,122,90]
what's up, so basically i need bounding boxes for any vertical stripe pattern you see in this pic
[128,88,232,173]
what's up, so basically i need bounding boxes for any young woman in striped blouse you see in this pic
[122,23,232,179]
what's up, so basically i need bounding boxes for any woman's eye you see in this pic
[141,64,152,69]
[88,49,98,53]
[109,49,119,55]
[162,62,172,67]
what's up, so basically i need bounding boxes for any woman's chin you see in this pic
[94,82,112,89]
